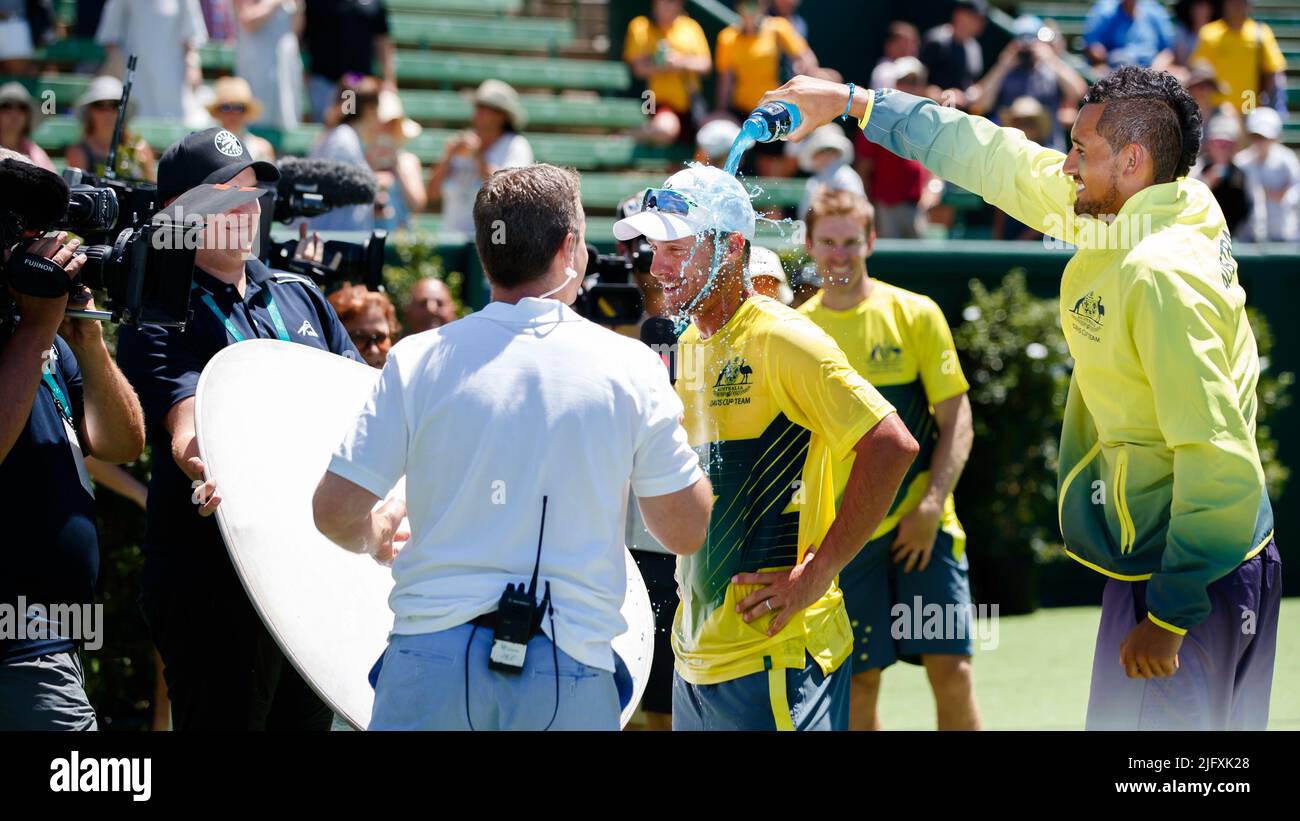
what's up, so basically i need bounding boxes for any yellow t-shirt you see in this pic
[799,282,970,541]
[715,17,809,112]
[623,14,711,114]
[1191,19,1287,108]
[671,296,895,685]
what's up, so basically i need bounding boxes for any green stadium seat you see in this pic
[34,37,103,65]
[3,74,647,132]
[395,52,629,91]
[29,115,638,170]
[398,89,646,130]
[387,13,575,52]
[386,0,523,13]
[0,74,90,106]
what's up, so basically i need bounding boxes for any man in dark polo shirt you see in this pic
[918,0,987,110]
[303,0,395,121]
[0,153,146,730]
[116,128,361,731]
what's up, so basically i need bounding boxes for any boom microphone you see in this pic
[640,316,680,385]
[0,158,72,243]
[272,157,378,222]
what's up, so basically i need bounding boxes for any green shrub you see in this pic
[380,236,466,330]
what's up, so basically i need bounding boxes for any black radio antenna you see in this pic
[104,53,137,180]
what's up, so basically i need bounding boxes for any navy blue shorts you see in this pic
[838,524,973,672]
[1086,538,1281,731]
[672,653,850,731]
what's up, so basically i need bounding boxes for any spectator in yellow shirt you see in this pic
[624,0,713,145]
[1190,0,1288,115]
[716,0,817,114]
[715,1,818,176]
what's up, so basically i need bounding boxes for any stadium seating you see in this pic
[1017,0,1300,150]
[23,0,1299,233]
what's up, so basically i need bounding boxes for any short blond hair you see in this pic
[805,188,875,237]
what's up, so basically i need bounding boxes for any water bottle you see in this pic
[724,100,803,176]
[743,101,802,143]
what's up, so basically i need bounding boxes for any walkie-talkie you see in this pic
[488,497,552,673]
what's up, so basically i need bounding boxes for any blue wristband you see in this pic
[841,83,855,121]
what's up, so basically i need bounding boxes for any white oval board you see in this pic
[194,339,654,729]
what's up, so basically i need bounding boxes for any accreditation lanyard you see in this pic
[41,369,73,425]
[196,282,291,343]
[41,349,94,497]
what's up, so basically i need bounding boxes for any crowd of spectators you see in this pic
[0,0,1294,247]
[619,0,1296,243]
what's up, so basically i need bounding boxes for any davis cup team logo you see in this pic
[214,129,244,158]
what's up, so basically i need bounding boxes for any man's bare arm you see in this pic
[637,475,714,557]
[312,471,406,564]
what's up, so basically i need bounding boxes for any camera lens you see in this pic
[75,243,114,291]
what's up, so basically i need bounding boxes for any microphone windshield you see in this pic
[1,158,71,234]
[639,316,679,385]
[275,157,377,207]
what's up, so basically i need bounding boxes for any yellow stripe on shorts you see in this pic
[767,661,795,731]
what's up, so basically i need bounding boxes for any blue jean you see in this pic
[369,623,620,731]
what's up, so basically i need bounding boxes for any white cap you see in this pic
[892,56,927,84]
[797,124,854,174]
[1206,114,1242,143]
[613,164,756,242]
[1245,107,1282,140]
[696,118,742,162]
[748,246,794,305]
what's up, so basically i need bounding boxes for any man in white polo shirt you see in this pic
[312,164,714,730]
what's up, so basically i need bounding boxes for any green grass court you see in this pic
[869,599,1299,730]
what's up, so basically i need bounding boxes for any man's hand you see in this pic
[732,550,833,637]
[291,222,324,266]
[997,39,1024,68]
[445,131,481,159]
[891,497,942,573]
[182,455,221,517]
[8,232,86,333]
[368,497,410,567]
[1119,618,1183,679]
[57,287,104,354]
[757,75,860,142]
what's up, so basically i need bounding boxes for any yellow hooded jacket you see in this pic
[859,89,1274,634]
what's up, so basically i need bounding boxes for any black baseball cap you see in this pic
[157,127,279,203]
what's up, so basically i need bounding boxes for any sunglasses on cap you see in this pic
[640,187,697,217]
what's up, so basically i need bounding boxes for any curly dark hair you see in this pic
[1080,66,1202,184]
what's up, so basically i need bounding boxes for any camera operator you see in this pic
[313,164,714,730]
[603,193,679,731]
[115,128,362,731]
[968,16,1086,152]
[0,151,145,731]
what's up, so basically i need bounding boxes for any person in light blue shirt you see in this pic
[1083,0,1175,69]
